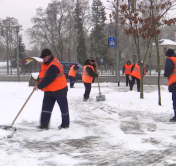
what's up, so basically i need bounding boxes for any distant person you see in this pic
[68,64,79,88]
[122,60,133,86]
[130,61,146,92]
[145,64,149,73]
[34,48,70,129]
[82,57,98,101]
[164,48,176,122]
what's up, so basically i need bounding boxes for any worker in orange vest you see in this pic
[130,61,145,92]
[34,48,69,130]
[82,57,98,101]
[164,48,176,122]
[122,60,133,86]
[68,63,79,88]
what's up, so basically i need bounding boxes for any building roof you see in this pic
[20,57,43,64]
[152,39,176,46]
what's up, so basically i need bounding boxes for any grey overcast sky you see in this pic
[0,0,53,49]
[0,0,175,49]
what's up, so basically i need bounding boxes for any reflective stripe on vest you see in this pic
[39,57,67,91]
[82,65,94,83]
[168,57,176,86]
[124,64,132,75]
[68,65,77,77]
[131,63,141,79]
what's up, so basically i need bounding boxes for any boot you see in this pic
[170,116,176,122]
[58,124,69,130]
[83,94,89,101]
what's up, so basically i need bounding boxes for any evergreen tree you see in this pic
[74,0,87,65]
[11,36,26,68]
[90,0,107,65]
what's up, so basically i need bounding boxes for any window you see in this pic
[65,64,71,70]
[164,47,167,54]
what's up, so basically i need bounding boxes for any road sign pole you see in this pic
[115,1,120,84]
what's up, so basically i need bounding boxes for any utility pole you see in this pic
[16,26,20,82]
[115,0,120,83]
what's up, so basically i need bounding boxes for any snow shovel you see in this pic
[96,76,106,101]
[0,89,35,131]
[118,75,124,86]
[118,76,122,86]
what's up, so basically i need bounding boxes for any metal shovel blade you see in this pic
[96,92,106,101]
[0,125,17,131]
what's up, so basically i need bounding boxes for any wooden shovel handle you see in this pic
[11,89,35,126]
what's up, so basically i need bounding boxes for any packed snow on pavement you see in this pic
[0,82,176,166]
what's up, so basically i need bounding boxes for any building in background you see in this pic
[20,57,43,74]
[150,39,176,69]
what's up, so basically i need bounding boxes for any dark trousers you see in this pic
[126,75,131,86]
[69,76,76,88]
[40,93,69,127]
[130,76,140,92]
[83,82,91,99]
[172,88,176,116]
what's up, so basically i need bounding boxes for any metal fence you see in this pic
[0,61,166,84]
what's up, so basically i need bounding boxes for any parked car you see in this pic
[60,62,83,80]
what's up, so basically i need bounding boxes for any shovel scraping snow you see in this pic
[0,89,35,132]
[96,76,105,101]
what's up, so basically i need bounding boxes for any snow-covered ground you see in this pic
[0,82,176,166]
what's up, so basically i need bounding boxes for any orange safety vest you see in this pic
[143,67,146,75]
[68,65,77,77]
[124,64,132,75]
[38,57,67,91]
[82,65,94,83]
[168,57,176,86]
[131,63,141,79]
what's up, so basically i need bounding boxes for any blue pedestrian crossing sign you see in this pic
[109,37,115,47]
[100,58,103,64]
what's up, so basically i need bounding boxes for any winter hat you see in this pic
[40,48,52,58]
[165,48,175,56]
[127,60,131,64]
[89,57,95,62]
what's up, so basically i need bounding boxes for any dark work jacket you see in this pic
[83,59,98,83]
[37,56,68,96]
[164,54,176,92]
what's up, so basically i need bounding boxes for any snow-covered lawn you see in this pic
[0,82,176,166]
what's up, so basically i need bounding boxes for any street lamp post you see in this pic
[16,26,20,82]
[1,27,10,74]
[5,28,10,75]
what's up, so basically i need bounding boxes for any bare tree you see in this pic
[109,0,176,102]
[0,17,19,61]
